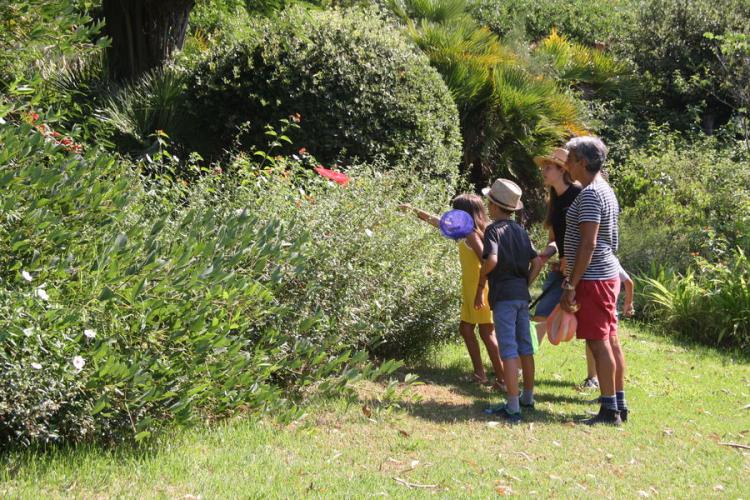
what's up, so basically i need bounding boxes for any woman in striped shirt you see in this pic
[561,136,629,426]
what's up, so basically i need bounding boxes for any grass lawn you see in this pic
[2,323,749,498]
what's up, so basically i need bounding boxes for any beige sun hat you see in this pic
[482,178,524,212]
[533,147,569,168]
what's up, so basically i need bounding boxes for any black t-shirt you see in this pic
[551,184,582,258]
[482,219,538,305]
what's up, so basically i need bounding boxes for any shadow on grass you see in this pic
[387,364,598,425]
[401,398,573,425]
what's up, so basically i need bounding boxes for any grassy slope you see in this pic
[2,323,748,498]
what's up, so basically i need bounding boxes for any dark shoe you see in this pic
[583,407,622,426]
[520,399,535,410]
[620,407,629,423]
[484,404,522,424]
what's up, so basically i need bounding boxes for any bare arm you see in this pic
[623,277,635,317]
[398,203,440,229]
[474,254,498,310]
[528,256,543,285]
[465,232,484,261]
[560,221,598,312]
[540,228,557,261]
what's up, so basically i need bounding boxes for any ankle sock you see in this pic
[600,395,618,411]
[520,389,534,405]
[506,395,520,414]
[616,391,627,410]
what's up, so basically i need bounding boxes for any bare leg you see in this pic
[478,323,505,384]
[585,343,598,380]
[520,355,535,392]
[609,335,626,392]
[503,357,521,397]
[459,321,486,381]
[586,339,616,396]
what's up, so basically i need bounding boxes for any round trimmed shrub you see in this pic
[177,6,462,178]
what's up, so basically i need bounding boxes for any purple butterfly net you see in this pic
[439,209,475,240]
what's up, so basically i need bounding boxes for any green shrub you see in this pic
[0,119,388,447]
[615,0,750,131]
[470,0,635,46]
[640,248,750,350]
[176,6,462,179]
[613,130,750,273]
[225,155,462,360]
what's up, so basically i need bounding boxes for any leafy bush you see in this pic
[225,155,463,360]
[176,6,462,179]
[640,248,750,350]
[616,0,750,131]
[0,118,392,447]
[470,0,635,46]
[613,130,750,273]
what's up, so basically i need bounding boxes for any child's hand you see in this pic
[474,289,485,310]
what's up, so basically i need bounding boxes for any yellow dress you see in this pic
[458,239,493,324]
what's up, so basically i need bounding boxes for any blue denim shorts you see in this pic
[534,270,564,318]
[493,300,533,360]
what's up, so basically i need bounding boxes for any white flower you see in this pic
[21,270,33,282]
[31,362,42,370]
[84,329,96,339]
[72,356,85,372]
[23,327,34,337]
[364,229,374,238]
[35,287,49,301]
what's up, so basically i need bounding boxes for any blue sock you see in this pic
[601,395,618,411]
[521,389,534,405]
[616,391,627,411]
[506,395,520,414]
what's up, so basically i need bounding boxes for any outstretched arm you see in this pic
[398,203,440,229]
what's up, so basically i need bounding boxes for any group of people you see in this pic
[402,136,633,426]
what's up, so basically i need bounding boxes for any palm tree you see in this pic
[387,0,635,215]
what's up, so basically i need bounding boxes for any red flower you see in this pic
[298,147,307,155]
[31,113,39,122]
[314,165,349,186]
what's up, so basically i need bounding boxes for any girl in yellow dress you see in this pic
[400,195,505,390]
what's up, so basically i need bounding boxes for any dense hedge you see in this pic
[226,154,462,360]
[0,119,391,447]
[176,6,462,179]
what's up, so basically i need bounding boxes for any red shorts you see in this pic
[575,278,620,340]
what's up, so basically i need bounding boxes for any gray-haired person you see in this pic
[559,136,629,426]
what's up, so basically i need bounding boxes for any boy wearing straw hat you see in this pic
[475,179,544,423]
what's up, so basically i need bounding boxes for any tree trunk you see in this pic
[103,0,195,82]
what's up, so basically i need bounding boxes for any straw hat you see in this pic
[533,148,569,168]
[482,178,523,212]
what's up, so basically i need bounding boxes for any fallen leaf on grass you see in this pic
[714,484,724,492]
[362,405,372,418]
[398,429,410,437]
[495,484,513,496]
[663,429,674,436]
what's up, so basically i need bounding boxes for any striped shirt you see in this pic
[564,178,620,280]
